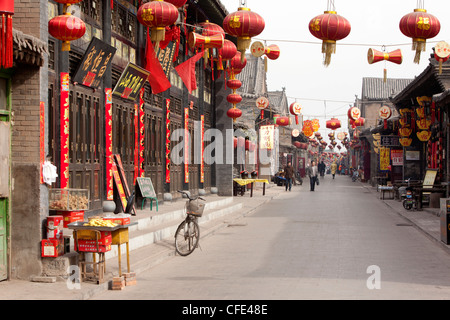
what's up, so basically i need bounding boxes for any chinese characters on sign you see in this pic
[380,135,400,147]
[113,63,150,101]
[73,37,116,89]
[259,125,274,150]
[380,147,390,171]
[391,149,404,166]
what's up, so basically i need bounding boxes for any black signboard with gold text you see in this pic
[113,63,150,101]
[73,37,116,89]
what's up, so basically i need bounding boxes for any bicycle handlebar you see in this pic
[177,190,205,201]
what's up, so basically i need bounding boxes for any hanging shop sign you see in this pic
[60,72,70,189]
[165,99,171,184]
[113,63,150,101]
[73,37,116,89]
[379,147,390,171]
[184,107,189,183]
[200,115,205,184]
[391,149,404,166]
[380,135,400,147]
[260,125,275,150]
[105,88,113,200]
[157,41,176,78]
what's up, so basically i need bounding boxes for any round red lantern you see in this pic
[309,10,351,66]
[223,6,265,62]
[49,13,86,52]
[227,93,243,105]
[227,107,242,122]
[164,0,187,8]
[326,118,341,131]
[399,8,440,64]
[218,39,237,70]
[379,105,392,129]
[289,102,302,125]
[229,52,247,75]
[294,141,301,149]
[276,116,291,127]
[227,79,242,90]
[137,0,179,45]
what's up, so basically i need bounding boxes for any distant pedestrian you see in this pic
[306,160,318,191]
[284,162,294,191]
[318,160,326,178]
[331,161,337,179]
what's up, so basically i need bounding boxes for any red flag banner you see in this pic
[175,51,204,94]
[145,28,171,94]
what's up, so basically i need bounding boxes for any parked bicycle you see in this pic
[174,190,206,256]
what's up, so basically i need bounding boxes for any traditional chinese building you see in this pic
[3,0,239,280]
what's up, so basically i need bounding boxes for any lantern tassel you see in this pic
[413,39,426,64]
[322,40,336,67]
[383,68,387,83]
[439,59,443,75]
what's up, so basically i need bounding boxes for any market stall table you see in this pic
[233,178,269,197]
[68,221,137,282]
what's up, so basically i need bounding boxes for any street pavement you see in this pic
[92,174,450,300]
[1,174,450,300]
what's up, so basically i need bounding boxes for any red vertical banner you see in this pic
[165,98,171,183]
[105,88,113,200]
[184,107,189,183]
[60,72,70,189]
[134,104,139,185]
[40,101,45,184]
[200,115,204,184]
[139,88,145,177]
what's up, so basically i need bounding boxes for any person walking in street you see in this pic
[284,161,294,191]
[331,161,337,179]
[306,160,318,191]
[318,160,326,178]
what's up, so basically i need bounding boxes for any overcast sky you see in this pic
[218,0,450,144]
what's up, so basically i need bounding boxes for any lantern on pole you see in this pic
[399,4,441,64]
[308,1,351,66]
[289,102,302,125]
[379,105,392,129]
[434,41,450,75]
[256,96,269,120]
[48,0,86,52]
[223,1,265,63]
[137,0,179,49]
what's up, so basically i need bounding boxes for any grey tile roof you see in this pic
[236,55,267,98]
[361,77,413,101]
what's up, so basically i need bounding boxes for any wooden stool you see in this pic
[78,252,106,284]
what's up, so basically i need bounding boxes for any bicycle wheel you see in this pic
[174,218,200,256]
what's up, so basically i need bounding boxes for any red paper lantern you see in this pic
[227,107,242,122]
[348,107,361,121]
[217,39,237,71]
[227,93,243,104]
[309,10,351,66]
[294,141,301,148]
[229,52,247,75]
[49,13,86,52]
[276,116,291,127]
[265,45,280,60]
[326,118,341,131]
[164,0,187,8]
[223,6,265,62]
[137,0,179,45]
[399,8,440,64]
[227,79,242,90]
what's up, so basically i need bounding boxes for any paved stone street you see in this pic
[93,175,450,300]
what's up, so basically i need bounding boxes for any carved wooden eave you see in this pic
[12,29,48,67]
